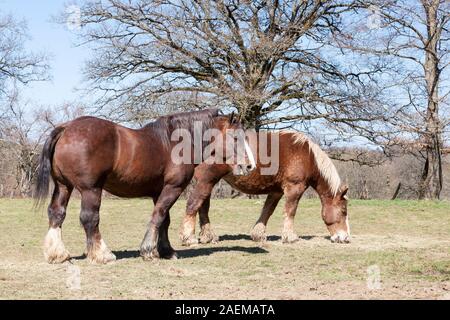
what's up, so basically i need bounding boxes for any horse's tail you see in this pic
[34,126,65,208]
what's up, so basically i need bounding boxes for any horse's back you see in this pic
[52,116,168,196]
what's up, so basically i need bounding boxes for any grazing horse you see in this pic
[34,109,255,264]
[179,131,350,246]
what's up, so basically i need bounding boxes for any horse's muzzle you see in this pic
[233,164,255,176]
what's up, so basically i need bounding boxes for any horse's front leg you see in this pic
[251,192,283,242]
[140,184,184,260]
[281,183,306,244]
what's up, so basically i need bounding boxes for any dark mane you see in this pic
[145,108,221,148]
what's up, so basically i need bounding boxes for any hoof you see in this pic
[180,234,199,247]
[158,242,178,260]
[45,249,71,264]
[87,239,116,264]
[282,231,299,244]
[199,232,218,244]
[251,223,267,242]
[199,225,218,244]
[330,231,351,244]
[141,248,177,260]
[44,227,71,264]
[88,251,116,264]
[140,248,160,261]
[168,252,178,260]
[161,249,178,260]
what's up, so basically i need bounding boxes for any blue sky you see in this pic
[1,0,88,107]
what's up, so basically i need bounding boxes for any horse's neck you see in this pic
[313,176,334,202]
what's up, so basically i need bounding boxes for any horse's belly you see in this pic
[224,172,281,195]
[103,174,164,198]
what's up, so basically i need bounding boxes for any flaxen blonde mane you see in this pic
[280,131,342,196]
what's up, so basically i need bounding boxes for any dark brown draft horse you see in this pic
[34,109,255,264]
[179,131,350,246]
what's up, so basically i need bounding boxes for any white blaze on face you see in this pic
[244,138,256,170]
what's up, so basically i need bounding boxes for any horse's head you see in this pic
[207,112,256,176]
[321,184,350,243]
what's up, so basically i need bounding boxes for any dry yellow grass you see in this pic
[0,198,449,299]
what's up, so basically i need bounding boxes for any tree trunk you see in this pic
[239,104,263,130]
[418,0,442,200]
[391,182,402,200]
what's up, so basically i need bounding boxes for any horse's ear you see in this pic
[340,185,349,199]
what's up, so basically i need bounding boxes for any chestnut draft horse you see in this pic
[179,131,350,246]
[34,109,255,264]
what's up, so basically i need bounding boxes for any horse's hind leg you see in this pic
[180,181,216,246]
[281,184,306,243]
[251,192,283,242]
[198,196,219,244]
[80,189,116,264]
[44,182,73,264]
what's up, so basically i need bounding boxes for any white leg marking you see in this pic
[44,227,70,263]
[330,230,350,244]
[88,238,116,264]
[345,215,351,236]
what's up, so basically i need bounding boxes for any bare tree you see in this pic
[0,11,50,197]
[71,0,390,131]
[0,12,49,99]
[0,91,45,196]
[338,0,450,199]
[38,102,86,128]
[0,94,86,197]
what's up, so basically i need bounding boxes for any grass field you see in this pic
[0,197,449,299]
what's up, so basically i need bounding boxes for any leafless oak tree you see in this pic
[73,0,389,131]
[0,12,49,98]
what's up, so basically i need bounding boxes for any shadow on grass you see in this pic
[71,234,327,262]
[71,250,140,261]
[219,233,323,242]
[178,246,268,258]
[219,234,281,241]
[75,245,270,261]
